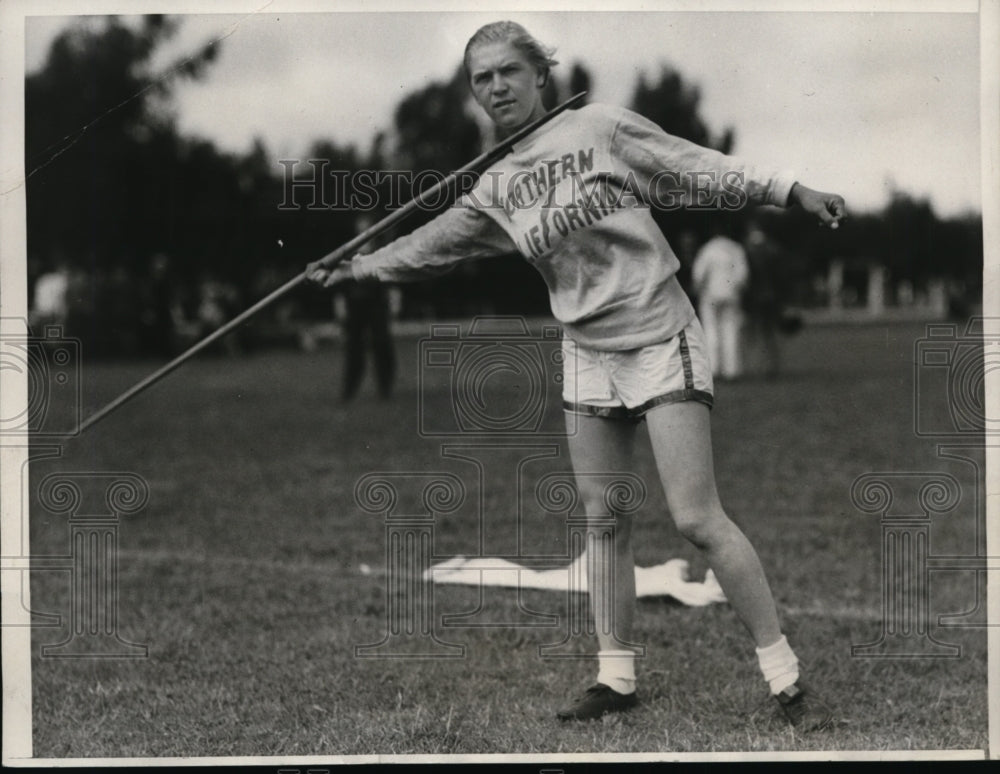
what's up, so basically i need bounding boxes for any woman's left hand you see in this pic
[789,183,847,229]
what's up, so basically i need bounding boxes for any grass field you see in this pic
[24,317,989,759]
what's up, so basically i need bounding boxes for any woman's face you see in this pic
[467,40,546,132]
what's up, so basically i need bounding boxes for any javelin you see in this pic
[74,92,588,436]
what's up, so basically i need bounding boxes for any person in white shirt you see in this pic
[32,261,70,330]
[692,233,750,379]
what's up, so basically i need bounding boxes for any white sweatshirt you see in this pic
[351,103,795,351]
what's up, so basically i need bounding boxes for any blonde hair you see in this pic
[463,21,558,84]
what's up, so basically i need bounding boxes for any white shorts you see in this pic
[561,318,715,421]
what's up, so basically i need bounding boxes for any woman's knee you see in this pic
[577,501,633,542]
[673,505,729,548]
[576,479,621,518]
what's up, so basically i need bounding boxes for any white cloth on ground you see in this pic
[422,552,726,606]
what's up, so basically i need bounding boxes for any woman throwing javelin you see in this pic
[308,21,845,730]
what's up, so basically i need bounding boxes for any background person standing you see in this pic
[743,222,790,378]
[334,279,398,402]
[692,233,749,379]
[334,214,398,402]
[30,256,70,332]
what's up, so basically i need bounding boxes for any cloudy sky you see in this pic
[23,2,985,217]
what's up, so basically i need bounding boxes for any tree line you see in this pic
[25,16,982,356]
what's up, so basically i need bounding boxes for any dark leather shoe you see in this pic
[556,683,639,721]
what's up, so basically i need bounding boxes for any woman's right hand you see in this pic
[306,259,354,287]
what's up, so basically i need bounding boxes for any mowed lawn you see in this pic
[25,317,988,759]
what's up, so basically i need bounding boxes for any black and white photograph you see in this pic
[1,0,997,765]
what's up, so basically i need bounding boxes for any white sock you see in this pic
[755,635,799,695]
[596,649,636,695]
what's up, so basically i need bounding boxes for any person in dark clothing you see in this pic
[140,253,180,358]
[337,277,396,401]
[336,214,398,401]
[743,223,790,378]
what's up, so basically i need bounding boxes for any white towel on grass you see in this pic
[423,553,726,607]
